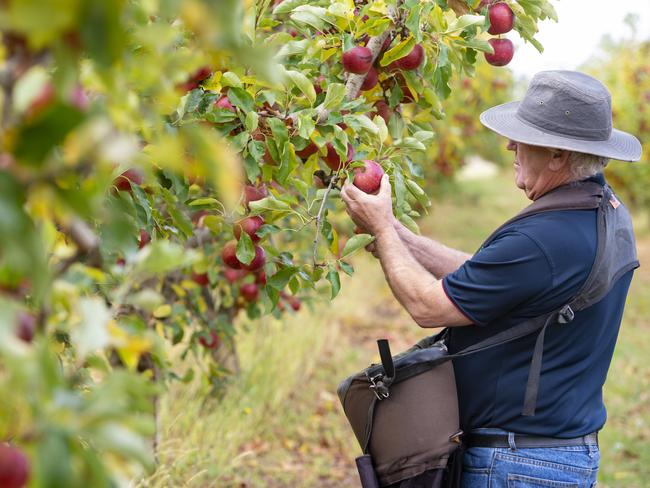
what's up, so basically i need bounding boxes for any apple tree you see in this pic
[0,0,556,485]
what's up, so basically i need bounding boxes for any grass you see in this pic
[142,170,650,487]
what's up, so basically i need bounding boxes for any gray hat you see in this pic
[480,70,642,162]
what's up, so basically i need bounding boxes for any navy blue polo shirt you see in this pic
[443,175,634,438]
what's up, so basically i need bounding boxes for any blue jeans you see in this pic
[462,429,600,488]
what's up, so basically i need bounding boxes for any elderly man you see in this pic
[341,71,642,487]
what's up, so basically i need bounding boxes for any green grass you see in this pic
[143,170,650,487]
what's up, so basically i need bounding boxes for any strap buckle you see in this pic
[368,373,390,400]
[557,305,574,324]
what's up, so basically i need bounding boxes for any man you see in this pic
[341,71,642,487]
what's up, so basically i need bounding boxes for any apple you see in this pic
[288,296,301,311]
[255,271,267,285]
[313,173,326,188]
[488,3,514,35]
[239,283,259,302]
[243,184,269,208]
[342,46,373,74]
[353,160,384,194]
[221,241,242,269]
[191,66,212,83]
[360,67,379,91]
[192,272,210,287]
[198,330,220,349]
[16,312,36,343]
[296,141,318,161]
[26,82,55,118]
[374,100,391,124]
[484,38,514,66]
[0,444,29,488]
[224,268,246,283]
[242,245,266,271]
[314,75,325,95]
[323,143,355,171]
[215,96,236,112]
[113,168,144,192]
[138,229,151,249]
[233,216,264,243]
[395,44,424,70]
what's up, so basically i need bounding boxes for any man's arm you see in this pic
[373,224,471,328]
[392,219,471,279]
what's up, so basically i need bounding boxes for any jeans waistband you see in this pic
[466,429,599,449]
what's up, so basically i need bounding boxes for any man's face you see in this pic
[507,140,553,197]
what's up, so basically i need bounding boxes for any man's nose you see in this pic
[507,140,517,151]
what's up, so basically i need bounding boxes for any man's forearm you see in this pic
[392,219,471,279]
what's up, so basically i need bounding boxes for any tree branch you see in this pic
[312,175,339,267]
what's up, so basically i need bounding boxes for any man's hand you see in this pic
[341,174,394,237]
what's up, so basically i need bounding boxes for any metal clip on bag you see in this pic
[337,180,639,487]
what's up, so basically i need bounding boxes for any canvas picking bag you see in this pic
[337,180,639,487]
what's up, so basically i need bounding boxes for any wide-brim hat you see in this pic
[480,70,642,162]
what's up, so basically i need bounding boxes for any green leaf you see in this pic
[286,70,317,105]
[249,196,292,213]
[236,232,255,265]
[447,14,485,33]
[322,83,346,111]
[222,72,243,88]
[245,111,259,132]
[290,5,334,31]
[273,0,310,15]
[137,241,199,275]
[188,198,221,207]
[380,36,415,67]
[340,234,375,258]
[326,266,341,299]
[339,261,354,276]
[405,179,431,208]
[268,266,298,290]
[227,87,255,112]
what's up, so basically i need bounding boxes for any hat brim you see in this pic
[480,101,642,162]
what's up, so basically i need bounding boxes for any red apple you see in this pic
[221,241,242,269]
[16,311,36,343]
[296,141,318,161]
[243,184,269,208]
[395,44,424,70]
[0,444,30,488]
[138,229,151,249]
[242,245,266,271]
[255,271,267,285]
[353,160,384,194]
[288,296,301,311]
[323,143,355,171]
[26,82,55,118]
[342,46,373,74]
[192,272,210,287]
[360,67,379,91]
[233,216,264,243]
[485,38,514,66]
[488,3,514,35]
[224,268,246,283]
[239,283,259,302]
[113,168,144,192]
[198,330,220,349]
[215,96,236,112]
[314,75,326,95]
[374,100,391,124]
[190,66,212,83]
[313,173,326,188]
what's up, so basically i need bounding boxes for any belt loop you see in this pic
[508,432,517,451]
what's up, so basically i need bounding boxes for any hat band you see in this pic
[515,107,612,142]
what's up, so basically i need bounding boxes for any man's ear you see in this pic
[548,149,570,171]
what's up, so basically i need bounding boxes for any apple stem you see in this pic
[312,174,340,267]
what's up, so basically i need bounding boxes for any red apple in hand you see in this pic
[0,444,30,488]
[342,46,373,74]
[221,241,242,269]
[233,216,264,242]
[485,38,514,66]
[353,160,384,194]
[323,143,355,171]
[488,3,514,35]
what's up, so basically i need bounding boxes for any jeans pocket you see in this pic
[461,468,490,488]
[507,473,579,488]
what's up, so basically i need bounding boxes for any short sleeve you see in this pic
[442,231,554,326]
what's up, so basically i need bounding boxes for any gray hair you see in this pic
[565,151,609,181]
